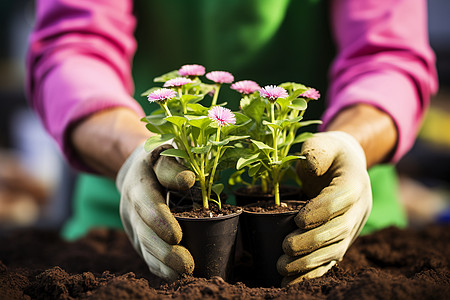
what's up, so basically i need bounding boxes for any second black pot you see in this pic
[240,200,304,287]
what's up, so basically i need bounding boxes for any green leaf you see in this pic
[276,97,291,112]
[287,88,308,101]
[262,120,281,131]
[188,116,212,129]
[228,169,246,185]
[197,83,215,95]
[186,103,209,114]
[211,184,224,197]
[281,116,304,128]
[248,162,262,177]
[280,155,305,168]
[144,134,175,152]
[251,139,274,150]
[296,120,323,128]
[153,70,179,82]
[143,114,167,126]
[180,94,204,105]
[279,82,308,93]
[234,112,252,125]
[241,96,265,123]
[160,148,189,160]
[165,116,187,127]
[211,135,250,147]
[289,98,308,110]
[292,132,314,145]
[237,153,260,170]
[191,145,211,154]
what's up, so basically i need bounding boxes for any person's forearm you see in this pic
[325,104,397,169]
[71,107,150,178]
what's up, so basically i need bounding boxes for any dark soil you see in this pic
[0,224,449,299]
[243,200,304,213]
[172,204,241,218]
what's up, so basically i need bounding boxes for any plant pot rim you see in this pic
[242,200,305,215]
[175,209,243,221]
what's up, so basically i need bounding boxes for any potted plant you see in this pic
[141,64,249,280]
[230,81,322,287]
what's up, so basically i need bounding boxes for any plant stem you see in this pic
[199,174,209,210]
[270,102,278,163]
[161,102,172,117]
[211,84,221,106]
[273,176,281,206]
[207,126,222,208]
[270,101,280,206]
[178,88,188,114]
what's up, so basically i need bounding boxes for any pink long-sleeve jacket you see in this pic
[26,0,438,170]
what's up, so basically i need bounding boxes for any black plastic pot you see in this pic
[175,210,242,280]
[168,189,240,280]
[240,200,305,287]
[233,185,302,206]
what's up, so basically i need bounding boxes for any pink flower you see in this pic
[300,88,320,100]
[231,80,261,94]
[259,85,289,102]
[147,88,177,102]
[178,64,206,77]
[206,71,234,84]
[208,106,236,126]
[163,77,193,87]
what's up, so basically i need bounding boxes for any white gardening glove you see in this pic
[116,144,196,281]
[278,131,372,286]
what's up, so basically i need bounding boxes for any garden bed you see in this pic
[0,223,448,299]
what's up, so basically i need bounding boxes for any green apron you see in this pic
[62,0,406,240]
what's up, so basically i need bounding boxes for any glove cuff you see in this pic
[322,131,367,168]
[116,142,146,192]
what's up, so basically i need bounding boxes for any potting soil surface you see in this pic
[0,223,449,299]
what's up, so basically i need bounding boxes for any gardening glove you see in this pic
[116,143,196,281]
[278,131,372,286]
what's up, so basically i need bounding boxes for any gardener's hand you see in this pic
[116,143,196,281]
[278,131,372,286]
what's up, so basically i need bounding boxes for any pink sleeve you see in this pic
[322,0,438,162]
[26,0,144,170]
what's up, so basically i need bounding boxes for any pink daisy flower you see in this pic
[208,106,236,127]
[163,77,194,87]
[206,71,234,84]
[259,85,289,102]
[178,64,206,77]
[147,88,177,102]
[300,88,320,100]
[231,80,261,94]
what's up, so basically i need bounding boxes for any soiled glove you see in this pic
[278,131,372,286]
[116,144,196,281]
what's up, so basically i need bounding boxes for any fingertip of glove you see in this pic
[276,254,291,277]
[281,275,304,287]
[282,235,297,257]
[294,207,309,229]
[167,245,195,275]
[175,170,196,191]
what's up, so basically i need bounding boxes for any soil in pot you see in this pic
[168,189,241,281]
[239,200,305,287]
[233,185,302,206]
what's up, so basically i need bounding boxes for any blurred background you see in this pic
[0,0,448,231]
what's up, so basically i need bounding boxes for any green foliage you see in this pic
[143,67,321,209]
[234,81,321,205]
